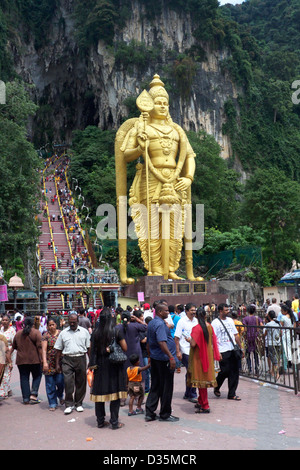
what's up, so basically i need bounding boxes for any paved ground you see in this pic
[1,365,300,452]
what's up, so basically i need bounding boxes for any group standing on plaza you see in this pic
[0,295,298,428]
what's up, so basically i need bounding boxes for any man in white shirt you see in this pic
[143,303,153,320]
[176,304,186,318]
[55,313,90,414]
[266,298,281,318]
[174,303,198,402]
[211,303,244,401]
[14,310,24,322]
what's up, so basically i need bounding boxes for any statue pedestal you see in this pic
[121,275,227,307]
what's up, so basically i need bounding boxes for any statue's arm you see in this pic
[174,136,196,191]
[181,152,196,182]
[123,128,143,162]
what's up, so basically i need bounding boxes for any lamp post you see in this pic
[9,273,24,309]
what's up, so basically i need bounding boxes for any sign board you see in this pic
[137,292,144,302]
[193,283,207,294]
[160,284,174,294]
[177,283,190,294]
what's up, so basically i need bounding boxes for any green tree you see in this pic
[0,80,40,277]
[201,226,265,254]
[187,130,241,231]
[69,126,118,216]
[241,167,300,271]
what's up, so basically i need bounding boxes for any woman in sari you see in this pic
[0,333,9,400]
[187,307,221,413]
[0,313,15,398]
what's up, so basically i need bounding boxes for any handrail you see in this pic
[43,166,57,269]
[65,167,92,266]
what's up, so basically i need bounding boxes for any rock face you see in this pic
[11,0,239,158]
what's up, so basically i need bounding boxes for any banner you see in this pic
[0,285,8,302]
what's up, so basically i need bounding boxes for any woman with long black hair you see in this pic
[89,308,127,429]
[187,307,221,413]
[10,316,43,404]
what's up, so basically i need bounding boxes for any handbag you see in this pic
[218,318,243,360]
[87,369,94,387]
[108,335,127,364]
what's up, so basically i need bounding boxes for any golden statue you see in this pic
[115,74,203,284]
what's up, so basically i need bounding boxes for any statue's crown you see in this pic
[148,74,169,100]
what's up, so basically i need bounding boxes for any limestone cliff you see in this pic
[10,0,240,160]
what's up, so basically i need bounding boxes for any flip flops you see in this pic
[110,422,125,430]
[228,396,241,401]
[97,421,109,428]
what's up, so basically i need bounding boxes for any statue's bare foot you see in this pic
[168,272,184,280]
[187,276,205,281]
[121,277,135,285]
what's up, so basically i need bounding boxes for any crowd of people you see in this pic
[0,295,299,430]
[41,155,92,273]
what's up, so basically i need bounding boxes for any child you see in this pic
[127,353,150,416]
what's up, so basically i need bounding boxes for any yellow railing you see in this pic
[54,175,74,264]
[65,167,92,266]
[42,164,58,269]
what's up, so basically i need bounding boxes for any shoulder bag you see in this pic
[108,330,127,364]
[218,318,243,360]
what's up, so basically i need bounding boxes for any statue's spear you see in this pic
[136,90,154,276]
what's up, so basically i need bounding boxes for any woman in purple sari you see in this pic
[243,304,262,375]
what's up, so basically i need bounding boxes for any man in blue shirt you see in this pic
[145,302,179,422]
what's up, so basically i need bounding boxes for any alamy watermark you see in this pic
[292,80,300,105]
[0,80,6,104]
[95,198,205,251]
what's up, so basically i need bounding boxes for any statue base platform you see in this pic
[121,275,227,307]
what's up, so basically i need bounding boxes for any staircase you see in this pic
[37,154,116,313]
[38,155,76,311]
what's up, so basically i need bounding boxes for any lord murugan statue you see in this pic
[115,74,202,284]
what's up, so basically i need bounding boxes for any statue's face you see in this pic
[151,96,169,120]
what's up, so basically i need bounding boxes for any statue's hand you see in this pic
[137,132,148,152]
[174,177,192,192]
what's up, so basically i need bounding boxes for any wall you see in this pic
[122,275,262,307]
[10,0,239,159]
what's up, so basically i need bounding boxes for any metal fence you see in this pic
[41,269,119,285]
[236,324,300,394]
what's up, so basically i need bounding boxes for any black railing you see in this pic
[237,324,300,394]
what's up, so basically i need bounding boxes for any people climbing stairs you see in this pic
[37,153,98,313]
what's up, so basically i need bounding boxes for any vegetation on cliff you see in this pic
[1,0,300,285]
[0,81,40,280]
